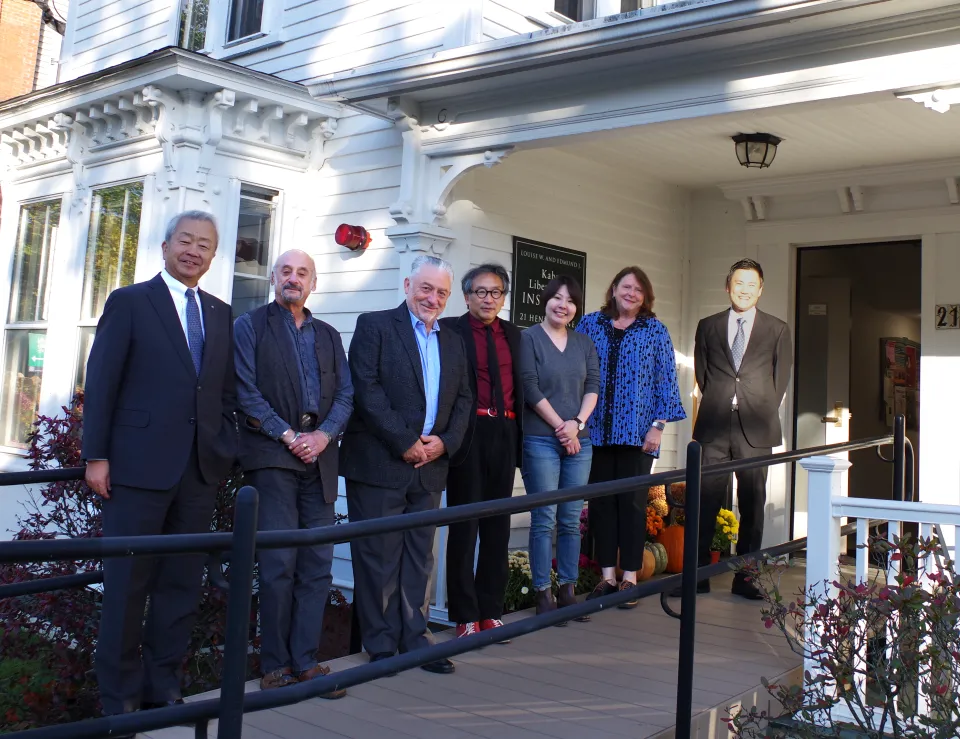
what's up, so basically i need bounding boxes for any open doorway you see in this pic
[791,242,921,540]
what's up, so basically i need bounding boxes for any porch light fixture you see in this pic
[732,133,782,169]
[335,224,371,251]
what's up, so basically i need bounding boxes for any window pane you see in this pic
[8,200,60,323]
[0,329,45,448]
[555,0,583,21]
[179,0,208,51]
[75,327,96,399]
[621,0,640,10]
[232,276,270,318]
[228,0,263,42]
[81,182,144,320]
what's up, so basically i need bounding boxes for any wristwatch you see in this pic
[573,417,586,431]
[651,421,666,431]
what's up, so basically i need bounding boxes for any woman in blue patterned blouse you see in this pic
[575,266,686,608]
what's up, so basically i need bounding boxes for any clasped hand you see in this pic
[554,420,581,456]
[403,435,446,468]
[286,430,329,463]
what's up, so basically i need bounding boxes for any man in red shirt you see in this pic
[440,264,523,640]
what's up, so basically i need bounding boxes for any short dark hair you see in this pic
[461,263,510,295]
[600,266,656,319]
[726,258,764,288]
[542,275,583,315]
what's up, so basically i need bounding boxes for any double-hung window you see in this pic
[178,0,279,57]
[231,185,278,317]
[74,181,144,395]
[0,200,60,448]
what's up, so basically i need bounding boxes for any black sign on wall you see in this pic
[510,236,587,329]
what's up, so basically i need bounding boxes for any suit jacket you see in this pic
[82,273,238,489]
[692,308,793,449]
[340,302,473,491]
[439,314,523,468]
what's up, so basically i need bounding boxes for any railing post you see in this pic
[674,441,702,739]
[893,414,906,502]
[217,485,259,739]
[798,456,851,688]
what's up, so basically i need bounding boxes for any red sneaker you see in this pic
[455,622,480,638]
[479,619,511,644]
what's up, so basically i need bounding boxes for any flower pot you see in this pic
[660,525,685,573]
[709,550,721,564]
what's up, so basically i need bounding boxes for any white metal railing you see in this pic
[800,455,960,729]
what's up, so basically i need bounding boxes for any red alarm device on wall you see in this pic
[335,224,371,251]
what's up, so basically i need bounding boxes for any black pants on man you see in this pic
[698,411,770,566]
[96,445,218,715]
[445,417,518,624]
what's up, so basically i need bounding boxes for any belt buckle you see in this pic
[486,407,498,418]
[300,413,317,430]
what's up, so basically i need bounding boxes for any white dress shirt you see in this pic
[727,306,756,405]
[160,268,205,342]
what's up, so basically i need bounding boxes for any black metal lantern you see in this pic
[732,133,782,169]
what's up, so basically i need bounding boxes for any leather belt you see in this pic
[300,413,319,431]
[477,408,516,420]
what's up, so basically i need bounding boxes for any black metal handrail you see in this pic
[0,422,908,739]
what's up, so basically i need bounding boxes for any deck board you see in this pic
[144,566,805,739]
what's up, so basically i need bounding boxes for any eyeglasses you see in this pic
[470,288,506,299]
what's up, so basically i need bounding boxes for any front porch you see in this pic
[145,565,804,739]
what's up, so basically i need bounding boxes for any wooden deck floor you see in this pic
[145,566,804,739]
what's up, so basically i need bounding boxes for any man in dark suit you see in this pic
[341,255,472,675]
[235,249,353,697]
[83,211,238,724]
[691,258,792,600]
[439,263,522,641]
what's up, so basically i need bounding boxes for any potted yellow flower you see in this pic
[710,508,739,563]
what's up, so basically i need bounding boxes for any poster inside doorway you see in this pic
[510,236,587,329]
[880,336,919,431]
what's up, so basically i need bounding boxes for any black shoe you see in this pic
[369,652,398,677]
[731,576,764,601]
[617,581,639,609]
[668,580,711,597]
[140,699,184,711]
[586,580,617,601]
[420,658,455,675]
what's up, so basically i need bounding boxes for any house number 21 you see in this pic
[936,304,960,329]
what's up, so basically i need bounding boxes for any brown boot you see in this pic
[536,587,565,627]
[557,583,590,622]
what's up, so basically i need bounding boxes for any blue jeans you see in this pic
[522,435,593,591]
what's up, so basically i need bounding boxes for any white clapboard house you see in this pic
[0,0,957,617]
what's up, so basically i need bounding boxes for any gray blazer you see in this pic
[340,302,473,491]
[692,309,793,449]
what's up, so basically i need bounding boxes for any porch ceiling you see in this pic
[553,93,960,188]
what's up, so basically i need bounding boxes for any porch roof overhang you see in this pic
[306,0,960,158]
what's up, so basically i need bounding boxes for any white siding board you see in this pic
[35,18,66,89]
[482,0,554,41]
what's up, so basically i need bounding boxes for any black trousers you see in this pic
[698,411,770,566]
[96,444,218,715]
[588,445,654,573]
[346,471,441,656]
[445,417,517,623]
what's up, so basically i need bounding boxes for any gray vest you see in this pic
[238,301,340,503]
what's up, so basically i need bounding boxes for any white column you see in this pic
[798,454,851,686]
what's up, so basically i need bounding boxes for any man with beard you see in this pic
[234,249,353,695]
[341,255,473,675]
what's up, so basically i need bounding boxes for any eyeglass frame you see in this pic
[468,288,508,299]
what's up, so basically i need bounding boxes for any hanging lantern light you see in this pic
[335,224,371,251]
[732,133,782,169]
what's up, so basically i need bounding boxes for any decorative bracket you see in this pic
[740,195,767,222]
[837,185,864,214]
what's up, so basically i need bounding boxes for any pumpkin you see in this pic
[638,548,656,581]
[660,524,685,574]
[649,542,668,574]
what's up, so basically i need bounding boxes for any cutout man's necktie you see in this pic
[732,317,746,372]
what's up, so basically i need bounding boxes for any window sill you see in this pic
[211,30,283,61]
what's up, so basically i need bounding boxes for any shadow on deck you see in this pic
[145,564,805,739]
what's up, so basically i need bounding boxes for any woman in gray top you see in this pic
[519,276,600,621]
